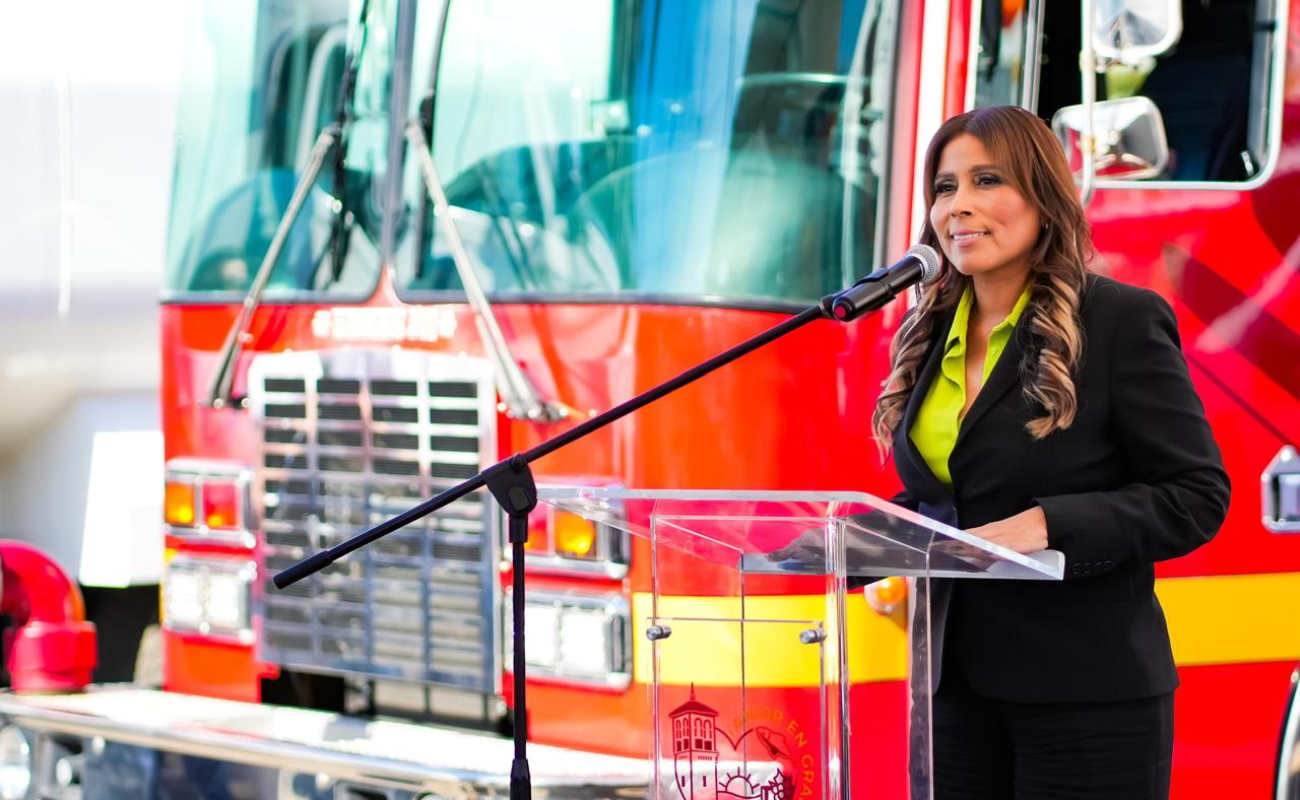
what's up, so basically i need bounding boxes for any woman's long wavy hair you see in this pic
[871,105,1094,454]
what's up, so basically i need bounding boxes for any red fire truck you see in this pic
[1,0,1297,798]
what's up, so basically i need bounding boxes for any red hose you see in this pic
[0,541,97,693]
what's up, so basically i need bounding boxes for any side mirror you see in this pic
[1092,0,1182,61]
[1052,96,1170,181]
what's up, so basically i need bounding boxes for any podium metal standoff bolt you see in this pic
[645,625,672,641]
[800,628,827,645]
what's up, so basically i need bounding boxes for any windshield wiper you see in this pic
[404,8,565,424]
[406,119,566,423]
[205,3,371,408]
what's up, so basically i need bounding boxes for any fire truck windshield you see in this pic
[397,0,899,309]
[163,1,396,301]
[163,0,899,310]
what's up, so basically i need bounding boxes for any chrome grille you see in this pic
[249,350,498,692]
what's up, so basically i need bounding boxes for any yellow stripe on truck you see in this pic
[1157,571,1300,666]
[631,592,909,687]
[632,572,1300,687]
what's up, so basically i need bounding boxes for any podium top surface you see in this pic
[537,487,1063,580]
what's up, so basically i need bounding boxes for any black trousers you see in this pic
[929,670,1174,800]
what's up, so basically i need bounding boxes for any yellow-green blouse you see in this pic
[909,282,1034,488]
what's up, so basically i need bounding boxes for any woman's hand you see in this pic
[965,506,1049,555]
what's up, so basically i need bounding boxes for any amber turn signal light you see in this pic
[164,482,196,526]
[553,511,597,559]
[875,576,908,606]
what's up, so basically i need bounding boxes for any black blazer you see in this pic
[894,274,1230,703]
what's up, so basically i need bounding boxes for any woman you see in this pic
[874,106,1230,799]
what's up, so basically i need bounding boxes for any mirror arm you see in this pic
[1079,1,1098,206]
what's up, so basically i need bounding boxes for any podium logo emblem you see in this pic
[668,686,809,800]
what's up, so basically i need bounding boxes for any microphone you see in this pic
[830,245,942,321]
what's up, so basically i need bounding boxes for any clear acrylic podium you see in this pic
[537,487,1063,800]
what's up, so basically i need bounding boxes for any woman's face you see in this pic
[929,133,1040,283]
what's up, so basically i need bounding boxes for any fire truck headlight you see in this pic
[164,568,205,628]
[558,612,609,675]
[523,604,560,668]
[507,591,630,688]
[204,572,250,629]
[164,556,255,644]
[0,725,31,800]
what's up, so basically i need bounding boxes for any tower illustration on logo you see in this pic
[666,686,800,800]
[671,684,720,800]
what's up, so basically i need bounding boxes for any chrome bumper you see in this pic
[0,686,647,798]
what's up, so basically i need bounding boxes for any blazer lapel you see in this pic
[895,309,955,501]
[952,322,1027,453]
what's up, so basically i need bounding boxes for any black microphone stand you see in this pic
[274,277,902,799]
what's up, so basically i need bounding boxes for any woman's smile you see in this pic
[950,229,988,248]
